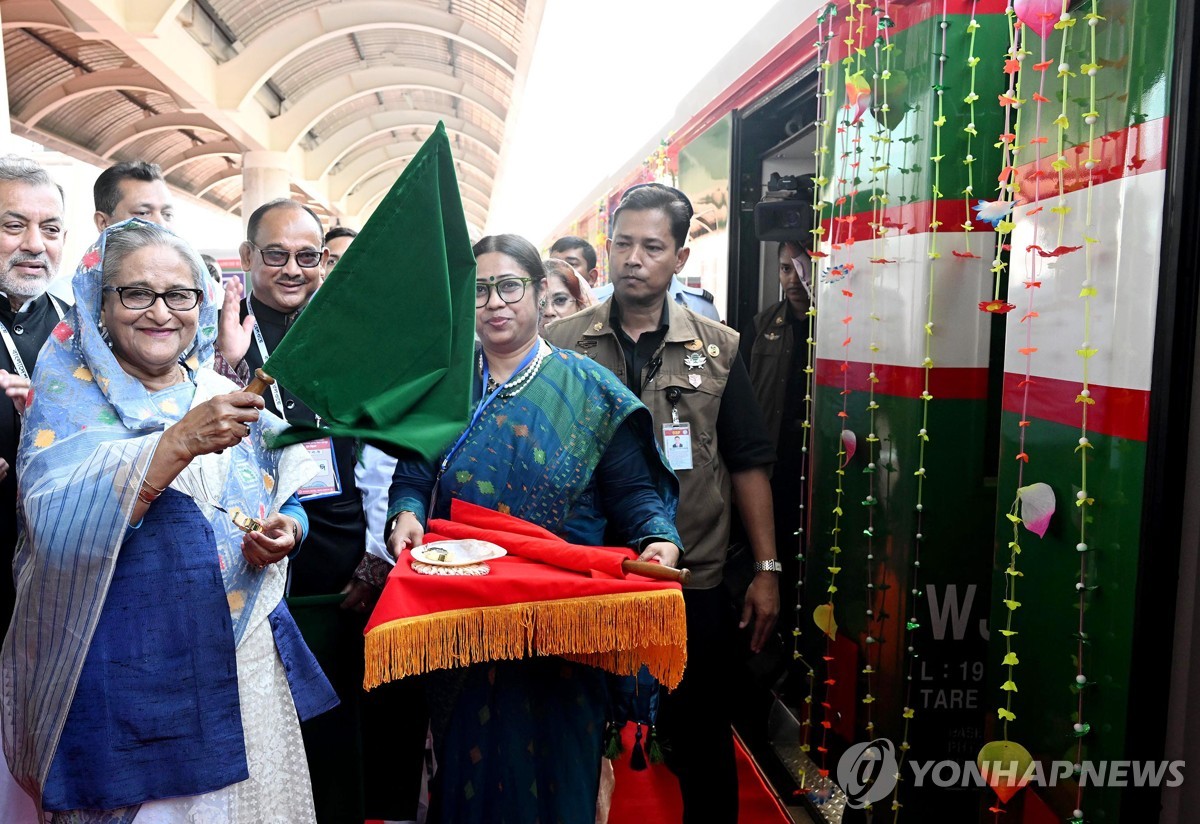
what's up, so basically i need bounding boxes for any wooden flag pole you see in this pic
[622,560,691,585]
[246,368,275,396]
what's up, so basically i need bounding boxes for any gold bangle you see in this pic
[137,487,159,505]
[142,479,167,495]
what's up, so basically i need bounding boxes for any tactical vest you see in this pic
[748,300,797,454]
[546,299,741,589]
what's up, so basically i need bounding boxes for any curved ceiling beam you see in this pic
[328,129,499,178]
[329,176,491,226]
[194,167,243,198]
[305,110,500,179]
[16,68,181,128]
[215,0,517,111]
[0,1,78,32]
[359,182,488,227]
[158,140,244,176]
[346,163,490,219]
[96,113,228,158]
[271,66,506,152]
[329,143,494,203]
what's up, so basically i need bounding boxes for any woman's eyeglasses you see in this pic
[539,294,577,310]
[476,278,533,308]
[249,243,323,269]
[103,286,204,311]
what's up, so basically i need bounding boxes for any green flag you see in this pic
[264,123,476,461]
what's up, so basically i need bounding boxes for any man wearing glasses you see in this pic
[215,198,418,824]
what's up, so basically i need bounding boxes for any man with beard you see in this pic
[0,157,67,622]
[215,199,422,824]
[0,155,67,823]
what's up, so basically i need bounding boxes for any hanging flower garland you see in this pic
[1066,3,1105,822]
[886,3,949,818]
[956,2,984,260]
[859,0,896,755]
[795,2,840,778]
[592,198,608,280]
[977,0,1073,816]
[812,0,868,779]
[979,3,1023,313]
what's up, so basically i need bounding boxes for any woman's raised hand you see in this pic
[164,391,264,461]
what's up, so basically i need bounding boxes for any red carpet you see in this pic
[608,724,792,823]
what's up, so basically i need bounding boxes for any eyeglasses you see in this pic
[103,285,203,311]
[249,242,323,269]
[476,278,533,308]
[539,294,577,310]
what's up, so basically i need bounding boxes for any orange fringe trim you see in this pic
[364,589,688,691]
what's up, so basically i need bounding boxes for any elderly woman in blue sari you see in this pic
[383,234,682,824]
[1,219,337,822]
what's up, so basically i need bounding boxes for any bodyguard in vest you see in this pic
[741,240,812,617]
[545,183,780,824]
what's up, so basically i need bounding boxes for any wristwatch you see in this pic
[753,559,784,573]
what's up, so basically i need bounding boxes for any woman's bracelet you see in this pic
[136,483,161,505]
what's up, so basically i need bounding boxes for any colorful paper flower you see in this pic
[974,199,1016,228]
[980,300,1017,314]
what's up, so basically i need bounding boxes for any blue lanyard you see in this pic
[439,343,540,476]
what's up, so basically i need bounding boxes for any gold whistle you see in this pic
[229,507,264,534]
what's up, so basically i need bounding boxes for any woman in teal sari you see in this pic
[385,234,682,824]
[2,219,336,822]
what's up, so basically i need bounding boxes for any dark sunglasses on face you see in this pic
[250,242,323,269]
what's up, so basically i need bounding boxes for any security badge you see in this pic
[683,350,706,387]
[764,332,781,341]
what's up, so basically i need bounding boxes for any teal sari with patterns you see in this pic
[389,343,681,824]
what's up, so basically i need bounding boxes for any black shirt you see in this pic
[240,294,367,596]
[610,299,775,473]
[1,293,66,627]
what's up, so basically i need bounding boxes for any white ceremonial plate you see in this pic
[410,539,507,567]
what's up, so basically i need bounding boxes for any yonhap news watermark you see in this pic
[837,738,1186,809]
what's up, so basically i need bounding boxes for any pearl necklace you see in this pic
[481,341,547,398]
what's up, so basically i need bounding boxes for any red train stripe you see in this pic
[816,359,989,400]
[1001,372,1150,442]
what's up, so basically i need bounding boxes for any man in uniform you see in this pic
[215,198,422,823]
[741,240,812,586]
[93,160,174,231]
[0,155,67,822]
[587,237,723,321]
[545,182,780,824]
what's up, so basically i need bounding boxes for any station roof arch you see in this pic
[1,0,544,233]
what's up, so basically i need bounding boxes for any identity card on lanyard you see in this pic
[248,299,341,501]
[297,439,340,501]
[0,297,64,382]
[663,423,693,471]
